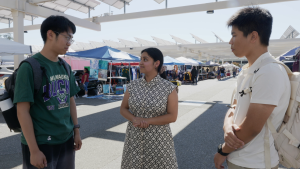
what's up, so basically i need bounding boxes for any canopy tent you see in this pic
[0,38,31,56]
[60,56,90,70]
[191,59,204,66]
[205,61,220,66]
[278,46,300,61]
[163,56,184,65]
[66,46,140,94]
[66,46,140,62]
[176,57,199,66]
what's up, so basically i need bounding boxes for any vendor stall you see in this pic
[176,57,200,84]
[66,46,140,95]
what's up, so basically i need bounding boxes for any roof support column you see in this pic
[198,52,202,61]
[12,9,25,70]
[206,56,210,61]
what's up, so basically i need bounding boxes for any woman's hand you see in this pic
[133,117,150,128]
[132,117,143,127]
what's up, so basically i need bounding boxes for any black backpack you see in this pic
[1,57,70,132]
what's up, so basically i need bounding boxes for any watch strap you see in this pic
[73,124,80,129]
[218,144,229,156]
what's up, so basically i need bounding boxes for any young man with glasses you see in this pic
[14,15,81,169]
[214,7,290,169]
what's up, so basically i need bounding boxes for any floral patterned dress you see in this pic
[121,75,178,169]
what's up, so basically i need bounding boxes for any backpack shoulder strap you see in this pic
[20,57,43,94]
[58,57,70,77]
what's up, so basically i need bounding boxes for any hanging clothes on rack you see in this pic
[122,67,130,82]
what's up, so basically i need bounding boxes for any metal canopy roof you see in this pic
[103,39,125,48]
[280,25,299,39]
[114,38,300,60]
[99,0,165,9]
[118,38,141,47]
[191,33,207,44]
[90,41,106,48]
[154,0,165,4]
[152,36,175,46]
[76,42,94,50]
[212,32,225,42]
[171,35,193,44]
[99,0,132,9]
[38,0,100,14]
[134,37,157,47]
[0,8,37,24]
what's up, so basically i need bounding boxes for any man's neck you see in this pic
[40,46,59,62]
[245,46,268,67]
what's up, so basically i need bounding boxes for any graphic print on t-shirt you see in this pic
[43,74,70,109]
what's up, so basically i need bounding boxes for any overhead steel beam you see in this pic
[89,0,296,23]
[28,0,53,3]
[0,24,41,33]
[0,0,101,31]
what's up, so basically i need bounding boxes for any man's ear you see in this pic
[47,30,55,42]
[250,31,259,44]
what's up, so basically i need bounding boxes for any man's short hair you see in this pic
[40,15,76,43]
[227,7,273,46]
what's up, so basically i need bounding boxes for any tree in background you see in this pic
[0,33,13,41]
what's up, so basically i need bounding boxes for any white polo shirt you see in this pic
[227,52,291,168]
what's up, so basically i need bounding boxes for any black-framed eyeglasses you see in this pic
[53,31,74,44]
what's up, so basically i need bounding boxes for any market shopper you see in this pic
[81,68,89,98]
[220,67,225,79]
[120,47,178,169]
[191,66,197,85]
[14,16,81,169]
[213,7,290,169]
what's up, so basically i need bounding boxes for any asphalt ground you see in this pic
[0,77,288,169]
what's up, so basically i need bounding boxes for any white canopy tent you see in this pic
[0,38,31,56]
[176,57,199,66]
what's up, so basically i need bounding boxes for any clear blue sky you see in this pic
[0,0,299,46]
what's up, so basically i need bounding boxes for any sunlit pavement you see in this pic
[0,77,287,169]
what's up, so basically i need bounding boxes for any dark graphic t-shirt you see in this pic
[13,53,80,145]
[220,68,225,73]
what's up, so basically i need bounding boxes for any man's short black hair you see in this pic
[40,15,76,43]
[227,7,273,46]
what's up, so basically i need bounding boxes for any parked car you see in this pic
[73,70,105,96]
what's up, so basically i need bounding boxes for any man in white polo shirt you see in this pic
[213,7,290,169]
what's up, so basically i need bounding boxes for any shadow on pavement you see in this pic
[174,101,228,169]
[0,103,127,169]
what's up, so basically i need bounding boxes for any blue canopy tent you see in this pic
[279,46,300,61]
[163,56,185,65]
[66,46,140,62]
[66,46,140,94]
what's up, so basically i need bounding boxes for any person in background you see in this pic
[81,68,89,98]
[206,67,209,73]
[160,65,167,79]
[167,73,172,80]
[120,47,178,168]
[220,66,225,79]
[191,66,198,85]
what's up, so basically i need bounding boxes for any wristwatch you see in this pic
[73,124,80,129]
[218,144,229,156]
